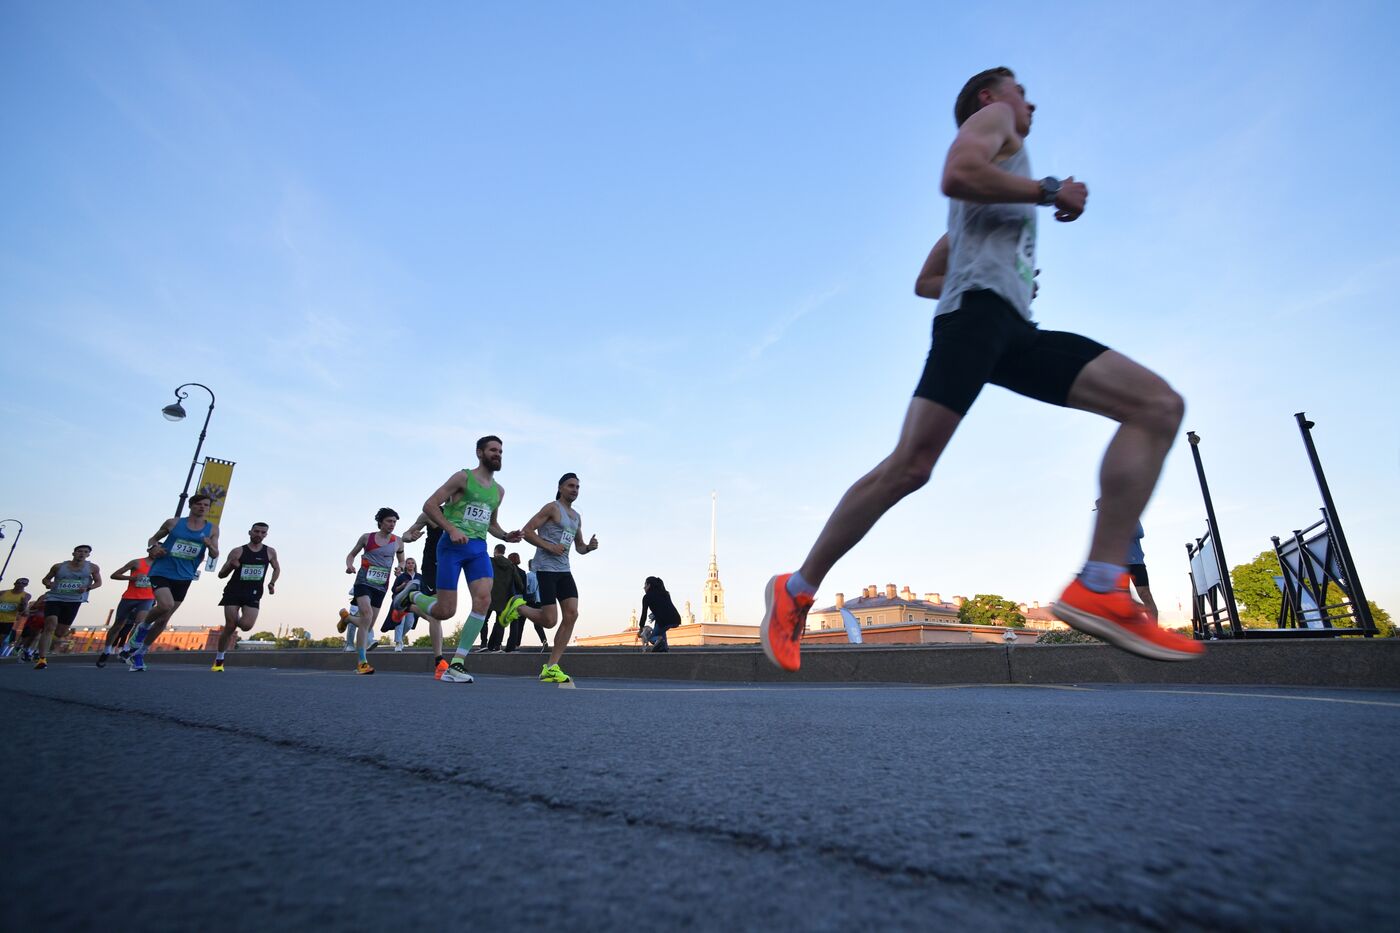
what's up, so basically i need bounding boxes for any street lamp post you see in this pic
[0,519,22,585]
[162,383,217,519]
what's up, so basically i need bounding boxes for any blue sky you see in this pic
[2,0,1396,640]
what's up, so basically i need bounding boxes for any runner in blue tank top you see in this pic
[122,494,220,671]
[342,508,405,675]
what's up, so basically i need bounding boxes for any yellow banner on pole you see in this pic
[196,458,236,527]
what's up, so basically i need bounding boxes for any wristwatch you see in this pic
[1037,176,1062,206]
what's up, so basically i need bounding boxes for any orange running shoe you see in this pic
[433,658,449,680]
[1053,574,1203,662]
[356,660,375,675]
[760,573,813,671]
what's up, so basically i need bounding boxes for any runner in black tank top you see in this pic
[213,523,281,672]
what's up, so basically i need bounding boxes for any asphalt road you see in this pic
[3,662,1398,931]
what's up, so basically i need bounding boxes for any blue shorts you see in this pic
[435,536,492,591]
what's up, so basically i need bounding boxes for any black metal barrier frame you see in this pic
[1184,413,1376,640]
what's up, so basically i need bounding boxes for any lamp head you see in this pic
[162,402,187,422]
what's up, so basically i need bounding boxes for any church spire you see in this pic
[703,491,726,623]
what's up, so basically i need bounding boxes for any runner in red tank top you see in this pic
[98,545,161,667]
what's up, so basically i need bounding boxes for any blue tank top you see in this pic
[150,517,213,581]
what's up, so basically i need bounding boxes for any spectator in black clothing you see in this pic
[640,576,682,653]
[485,544,525,652]
[504,552,549,652]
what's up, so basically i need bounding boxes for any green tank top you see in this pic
[441,469,500,540]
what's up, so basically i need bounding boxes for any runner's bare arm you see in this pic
[402,513,431,542]
[346,533,368,572]
[87,564,102,591]
[489,488,523,543]
[914,234,949,299]
[395,540,406,573]
[941,103,1040,204]
[148,518,176,552]
[110,559,138,581]
[423,474,468,539]
[267,547,281,594]
[520,502,563,554]
[218,546,244,579]
[574,520,597,554]
[204,524,220,560]
[41,563,60,589]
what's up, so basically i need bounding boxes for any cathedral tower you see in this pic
[703,491,727,624]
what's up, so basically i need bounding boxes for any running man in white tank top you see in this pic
[761,66,1201,672]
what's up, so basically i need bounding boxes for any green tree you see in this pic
[1369,602,1395,638]
[1229,551,1283,628]
[248,632,276,642]
[958,594,1025,628]
[412,634,435,649]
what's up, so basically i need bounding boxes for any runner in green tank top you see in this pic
[408,435,525,683]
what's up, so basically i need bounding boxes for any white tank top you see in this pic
[935,145,1037,320]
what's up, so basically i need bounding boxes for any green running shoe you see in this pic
[500,596,526,627]
[539,663,570,684]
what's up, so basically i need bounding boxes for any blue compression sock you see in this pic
[1079,561,1125,594]
[786,570,817,599]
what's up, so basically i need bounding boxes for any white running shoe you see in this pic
[441,664,474,684]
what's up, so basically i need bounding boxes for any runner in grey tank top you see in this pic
[518,472,599,683]
[532,503,579,573]
[760,66,1201,675]
[343,508,405,674]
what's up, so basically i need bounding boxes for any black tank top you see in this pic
[223,545,271,598]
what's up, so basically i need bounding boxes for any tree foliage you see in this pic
[248,631,276,642]
[1230,551,1283,628]
[958,594,1025,628]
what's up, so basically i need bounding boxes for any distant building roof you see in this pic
[813,596,957,614]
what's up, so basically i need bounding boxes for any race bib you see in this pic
[55,579,83,594]
[364,566,391,587]
[134,575,151,589]
[0,599,18,613]
[560,532,575,551]
[1015,216,1036,286]
[463,503,492,525]
[170,539,202,560]
[240,564,266,582]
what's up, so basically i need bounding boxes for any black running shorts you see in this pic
[45,602,81,627]
[915,289,1109,416]
[352,583,387,609]
[149,576,193,602]
[1128,563,1150,588]
[536,571,578,605]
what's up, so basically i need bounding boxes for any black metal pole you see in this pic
[1295,413,1375,634]
[0,520,22,584]
[1186,432,1243,637]
[168,384,216,519]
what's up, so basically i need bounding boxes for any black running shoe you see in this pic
[96,653,109,668]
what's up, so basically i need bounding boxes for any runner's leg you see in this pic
[547,598,578,668]
[1063,350,1184,570]
[798,398,961,589]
